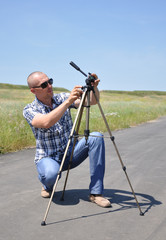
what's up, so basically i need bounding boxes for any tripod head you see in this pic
[70,61,97,140]
[69,61,97,87]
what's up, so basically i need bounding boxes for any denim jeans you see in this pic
[36,132,105,195]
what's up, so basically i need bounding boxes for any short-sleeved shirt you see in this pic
[23,93,76,163]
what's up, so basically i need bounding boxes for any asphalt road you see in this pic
[0,116,166,240]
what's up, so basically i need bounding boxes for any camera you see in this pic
[69,61,96,87]
[86,73,96,86]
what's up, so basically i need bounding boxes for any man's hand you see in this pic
[90,73,100,88]
[70,73,100,108]
[68,85,83,104]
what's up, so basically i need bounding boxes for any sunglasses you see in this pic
[32,78,53,89]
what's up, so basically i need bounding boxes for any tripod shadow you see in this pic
[45,188,162,226]
[52,188,161,215]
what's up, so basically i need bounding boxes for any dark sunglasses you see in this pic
[32,78,53,89]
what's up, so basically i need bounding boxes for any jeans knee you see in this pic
[43,169,57,189]
[91,132,104,144]
[91,131,103,137]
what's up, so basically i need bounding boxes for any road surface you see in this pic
[0,116,166,240]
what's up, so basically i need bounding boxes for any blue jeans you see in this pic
[36,132,105,195]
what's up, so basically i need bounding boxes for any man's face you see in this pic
[31,73,54,100]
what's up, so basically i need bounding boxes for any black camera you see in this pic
[70,61,96,85]
[86,73,96,86]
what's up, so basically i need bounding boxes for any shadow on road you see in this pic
[45,188,162,225]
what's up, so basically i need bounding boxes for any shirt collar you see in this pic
[35,96,55,110]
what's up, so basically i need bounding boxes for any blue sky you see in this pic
[0,0,166,91]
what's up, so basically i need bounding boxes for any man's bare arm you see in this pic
[32,86,83,129]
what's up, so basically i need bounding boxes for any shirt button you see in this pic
[55,131,59,136]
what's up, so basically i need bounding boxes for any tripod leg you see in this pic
[84,90,90,140]
[93,90,144,216]
[41,134,74,226]
[60,102,85,201]
[41,90,88,226]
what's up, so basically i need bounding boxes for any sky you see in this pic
[0,0,166,91]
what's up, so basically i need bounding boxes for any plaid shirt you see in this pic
[23,93,76,163]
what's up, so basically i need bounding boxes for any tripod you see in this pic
[41,62,144,226]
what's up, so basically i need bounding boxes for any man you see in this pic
[23,71,111,208]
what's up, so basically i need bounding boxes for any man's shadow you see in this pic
[52,188,162,215]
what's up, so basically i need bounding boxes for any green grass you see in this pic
[74,91,166,133]
[0,101,34,154]
[0,83,69,92]
[1,86,166,154]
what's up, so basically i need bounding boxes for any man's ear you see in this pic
[30,88,36,94]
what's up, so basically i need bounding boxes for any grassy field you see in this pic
[1,85,166,154]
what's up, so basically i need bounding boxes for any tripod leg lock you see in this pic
[123,166,126,171]
[84,130,90,138]
[68,135,73,140]
[110,136,115,142]
[57,170,62,177]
